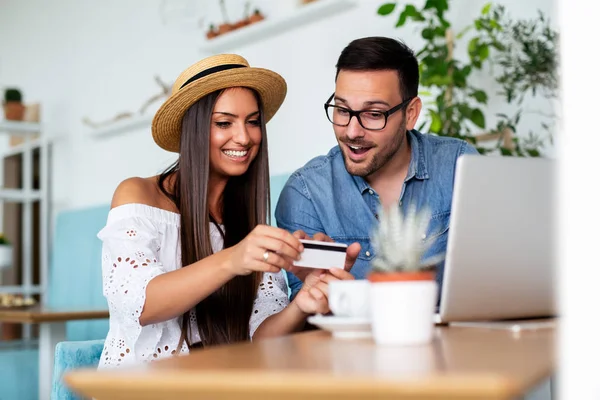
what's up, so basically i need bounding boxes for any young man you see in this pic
[275,36,479,300]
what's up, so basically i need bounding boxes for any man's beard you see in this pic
[340,124,407,178]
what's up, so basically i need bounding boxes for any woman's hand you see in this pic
[225,225,304,276]
[292,267,355,315]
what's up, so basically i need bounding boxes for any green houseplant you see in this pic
[377,1,559,157]
[368,204,443,345]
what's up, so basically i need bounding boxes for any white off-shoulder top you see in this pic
[97,204,289,368]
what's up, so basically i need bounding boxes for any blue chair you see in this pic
[51,340,105,400]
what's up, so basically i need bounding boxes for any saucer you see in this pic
[307,314,372,339]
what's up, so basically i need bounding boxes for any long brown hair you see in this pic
[158,88,270,348]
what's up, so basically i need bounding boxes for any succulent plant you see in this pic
[4,88,22,103]
[370,203,445,273]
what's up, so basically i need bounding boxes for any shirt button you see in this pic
[365,251,371,257]
[368,189,374,195]
[421,233,426,240]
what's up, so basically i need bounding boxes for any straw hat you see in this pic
[152,54,287,152]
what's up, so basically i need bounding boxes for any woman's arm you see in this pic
[111,178,303,327]
[252,300,308,338]
[140,250,236,326]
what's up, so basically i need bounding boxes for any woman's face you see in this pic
[209,87,262,180]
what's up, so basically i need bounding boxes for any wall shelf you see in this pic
[0,285,42,295]
[0,113,50,344]
[89,114,153,138]
[1,137,48,158]
[198,0,358,53]
[0,189,42,202]
[0,121,41,135]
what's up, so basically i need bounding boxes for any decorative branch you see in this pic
[82,76,172,129]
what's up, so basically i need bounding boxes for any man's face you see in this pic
[332,69,419,177]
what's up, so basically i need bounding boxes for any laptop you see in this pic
[435,155,556,324]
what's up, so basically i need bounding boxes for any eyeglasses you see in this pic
[324,93,413,131]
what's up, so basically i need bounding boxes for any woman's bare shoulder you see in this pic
[111,176,161,209]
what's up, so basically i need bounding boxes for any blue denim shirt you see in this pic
[275,129,479,299]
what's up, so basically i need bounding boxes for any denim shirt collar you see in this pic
[352,129,430,194]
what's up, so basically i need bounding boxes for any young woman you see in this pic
[97,54,352,368]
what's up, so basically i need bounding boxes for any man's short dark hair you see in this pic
[335,36,419,101]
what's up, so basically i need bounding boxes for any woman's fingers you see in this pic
[253,260,284,274]
[255,248,293,271]
[255,225,303,253]
[253,235,301,262]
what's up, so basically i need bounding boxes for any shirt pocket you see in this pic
[331,236,375,262]
[423,211,451,261]
[426,211,451,242]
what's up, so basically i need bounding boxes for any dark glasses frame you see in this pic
[323,93,413,131]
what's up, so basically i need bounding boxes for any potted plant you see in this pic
[206,24,219,39]
[0,234,13,270]
[368,204,444,345]
[248,8,265,24]
[3,88,25,121]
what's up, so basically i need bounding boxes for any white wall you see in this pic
[0,0,557,211]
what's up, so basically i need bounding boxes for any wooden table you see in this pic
[0,305,109,400]
[64,323,555,400]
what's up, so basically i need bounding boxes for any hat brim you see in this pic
[152,67,287,152]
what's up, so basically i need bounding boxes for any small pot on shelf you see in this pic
[248,9,265,24]
[206,24,219,39]
[3,88,25,121]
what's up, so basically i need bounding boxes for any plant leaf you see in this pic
[470,108,486,128]
[471,90,488,104]
[478,44,490,61]
[377,3,396,15]
[482,3,492,15]
[422,28,435,40]
[429,110,443,133]
[468,37,479,56]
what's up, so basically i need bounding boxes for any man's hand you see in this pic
[292,266,356,315]
[288,230,361,282]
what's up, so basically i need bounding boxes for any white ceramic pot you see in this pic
[0,244,13,270]
[369,279,438,345]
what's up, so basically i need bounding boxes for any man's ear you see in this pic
[405,97,422,130]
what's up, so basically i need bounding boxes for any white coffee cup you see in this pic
[328,280,371,319]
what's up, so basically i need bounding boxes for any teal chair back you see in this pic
[48,204,110,340]
[270,173,291,225]
[51,340,105,400]
[49,205,111,399]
